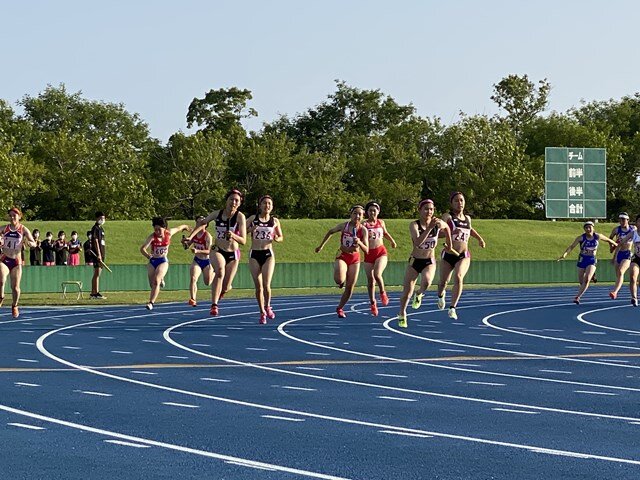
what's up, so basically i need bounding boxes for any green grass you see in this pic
[21,218,620,264]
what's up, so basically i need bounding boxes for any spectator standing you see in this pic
[54,231,69,266]
[41,232,55,266]
[68,231,82,266]
[29,229,42,266]
[83,231,95,266]
[90,212,107,299]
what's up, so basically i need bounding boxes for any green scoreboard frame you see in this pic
[544,147,606,219]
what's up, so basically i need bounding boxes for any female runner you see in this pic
[628,215,640,307]
[397,199,456,328]
[436,192,486,320]
[140,217,191,310]
[363,201,397,316]
[184,216,213,307]
[246,195,284,324]
[0,208,37,318]
[187,189,247,316]
[609,212,636,300]
[557,220,617,304]
[315,205,369,318]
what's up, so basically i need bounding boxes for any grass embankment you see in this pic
[22,219,619,264]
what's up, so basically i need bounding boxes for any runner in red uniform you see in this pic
[246,195,284,324]
[362,202,397,316]
[0,208,37,318]
[183,216,213,307]
[140,217,191,310]
[316,205,369,318]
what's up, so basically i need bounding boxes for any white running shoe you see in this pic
[437,294,446,310]
[448,307,457,320]
[146,303,153,310]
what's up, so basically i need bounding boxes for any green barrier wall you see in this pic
[19,260,615,293]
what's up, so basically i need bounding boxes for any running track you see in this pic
[1,286,639,479]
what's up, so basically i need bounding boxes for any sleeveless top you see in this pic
[416,220,440,251]
[252,216,276,241]
[340,222,365,249]
[192,230,209,251]
[364,219,384,241]
[150,230,171,257]
[214,210,239,241]
[2,224,24,256]
[448,213,471,245]
[579,233,599,257]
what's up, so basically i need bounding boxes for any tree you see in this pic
[491,74,551,140]
[186,87,257,134]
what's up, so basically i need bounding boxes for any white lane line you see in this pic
[379,430,433,438]
[495,343,521,346]
[612,341,637,344]
[539,370,572,374]
[14,382,40,387]
[131,371,157,376]
[77,391,113,397]
[377,396,417,402]
[62,346,81,350]
[542,329,564,332]
[467,381,505,386]
[111,351,133,355]
[480,334,502,337]
[191,344,210,347]
[296,367,325,371]
[306,352,330,356]
[225,460,277,471]
[375,374,408,379]
[451,323,465,326]
[226,327,244,330]
[148,322,161,326]
[599,359,629,363]
[20,330,34,333]
[125,328,140,332]
[277,386,317,392]
[324,326,340,329]
[261,415,305,422]
[528,447,591,459]
[425,331,442,334]
[375,345,396,349]
[372,335,392,339]
[98,336,115,340]
[104,439,151,448]
[162,402,199,408]
[211,334,229,338]
[142,339,161,343]
[574,390,618,396]
[166,355,188,359]
[582,331,606,335]
[260,338,279,341]
[565,346,592,350]
[201,378,231,383]
[246,348,268,351]
[452,363,480,367]
[57,333,73,336]
[18,342,35,346]
[318,332,339,336]
[17,359,38,363]
[492,408,540,415]
[440,349,466,353]
[8,423,45,430]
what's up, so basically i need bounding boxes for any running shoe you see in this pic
[210,304,219,316]
[259,313,267,325]
[592,275,597,284]
[573,297,580,305]
[338,282,345,289]
[336,308,346,318]
[11,306,19,318]
[380,291,389,306]
[397,314,408,328]
[448,307,458,320]
[437,294,445,310]
[266,306,276,319]
[0,296,4,307]
[94,292,107,300]
[146,303,153,311]
[411,292,423,309]
[632,297,638,307]
[219,290,226,299]
[160,279,165,289]
[370,302,379,316]
[188,298,197,307]
[609,291,617,300]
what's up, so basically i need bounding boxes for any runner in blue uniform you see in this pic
[608,212,636,300]
[629,215,640,307]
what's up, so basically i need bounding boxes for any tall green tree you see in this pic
[186,87,257,134]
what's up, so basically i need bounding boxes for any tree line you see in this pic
[1,75,639,220]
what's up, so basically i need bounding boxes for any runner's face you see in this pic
[351,208,364,223]
[584,225,594,234]
[620,218,629,227]
[227,194,241,211]
[260,198,273,215]
[154,226,164,235]
[367,206,379,219]
[451,194,465,213]
[420,203,434,218]
[8,211,19,224]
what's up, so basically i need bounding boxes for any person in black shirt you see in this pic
[54,230,69,266]
[41,232,55,266]
[83,231,95,266]
[30,229,42,266]
[90,211,107,299]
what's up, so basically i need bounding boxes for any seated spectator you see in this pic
[41,232,55,266]
[68,230,82,266]
[83,230,95,266]
[30,228,42,266]
[54,230,69,266]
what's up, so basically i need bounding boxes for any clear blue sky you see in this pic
[1,0,637,142]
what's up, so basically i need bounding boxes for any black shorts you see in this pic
[632,256,640,267]
[250,249,273,267]
[214,247,237,264]
[409,256,434,274]
[442,251,469,268]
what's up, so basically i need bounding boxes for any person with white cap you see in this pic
[608,212,636,300]
[558,221,618,304]
[628,214,640,307]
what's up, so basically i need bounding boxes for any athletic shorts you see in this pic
[336,251,360,266]
[150,257,168,269]
[364,245,388,264]
[1,255,20,271]
[409,256,434,274]
[193,256,211,270]
[617,250,632,264]
[631,256,640,267]
[577,254,597,269]
[250,249,273,267]
[214,247,237,264]
[442,250,470,268]
[68,253,80,266]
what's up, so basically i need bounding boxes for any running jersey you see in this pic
[579,233,599,257]
[252,216,276,241]
[448,214,471,244]
[214,210,239,241]
[416,220,440,251]
[364,219,384,241]
[191,230,209,251]
[2,224,24,255]
[633,231,640,258]
[151,230,171,257]
[615,225,635,245]
[340,223,365,249]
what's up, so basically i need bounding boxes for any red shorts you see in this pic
[336,251,360,266]
[364,245,388,264]
[69,253,80,266]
